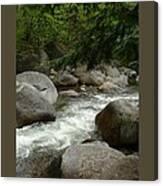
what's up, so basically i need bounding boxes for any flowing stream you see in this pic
[16,90,139,176]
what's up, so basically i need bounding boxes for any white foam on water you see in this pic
[16,92,139,160]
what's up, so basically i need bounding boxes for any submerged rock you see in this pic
[61,141,139,180]
[17,71,58,105]
[95,99,139,147]
[16,82,56,128]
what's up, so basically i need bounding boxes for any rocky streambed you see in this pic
[16,89,139,178]
[16,68,139,179]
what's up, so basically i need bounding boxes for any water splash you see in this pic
[16,92,139,161]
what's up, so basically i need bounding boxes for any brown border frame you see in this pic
[139,1,158,180]
[1,5,16,177]
[1,2,158,180]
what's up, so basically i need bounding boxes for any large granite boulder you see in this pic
[95,99,139,147]
[16,82,56,128]
[17,71,58,105]
[16,146,62,178]
[61,141,139,180]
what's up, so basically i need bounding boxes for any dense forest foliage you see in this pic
[16,3,139,73]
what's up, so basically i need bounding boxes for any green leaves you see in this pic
[16,2,139,72]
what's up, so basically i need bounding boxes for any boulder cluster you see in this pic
[16,69,139,180]
[49,64,138,91]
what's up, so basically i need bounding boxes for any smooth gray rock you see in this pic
[95,99,139,147]
[16,82,56,128]
[61,142,139,180]
[16,146,62,178]
[17,71,58,105]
